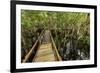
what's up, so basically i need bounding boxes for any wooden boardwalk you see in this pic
[22,30,62,63]
[33,43,56,62]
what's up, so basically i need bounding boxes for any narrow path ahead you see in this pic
[33,30,56,62]
[42,30,51,43]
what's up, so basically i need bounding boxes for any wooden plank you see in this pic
[34,54,55,62]
[33,43,56,62]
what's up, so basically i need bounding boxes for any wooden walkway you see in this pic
[33,43,56,62]
[22,30,62,63]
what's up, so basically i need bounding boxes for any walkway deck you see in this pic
[33,43,56,62]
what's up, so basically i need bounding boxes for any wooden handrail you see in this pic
[50,31,62,61]
[22,30,44,63]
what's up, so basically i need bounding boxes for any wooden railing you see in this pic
[50,31,62,61]
[22,30,44,63]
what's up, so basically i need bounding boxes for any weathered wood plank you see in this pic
[33,43,56,62]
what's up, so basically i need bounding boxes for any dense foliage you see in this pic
[21,10,90,60]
